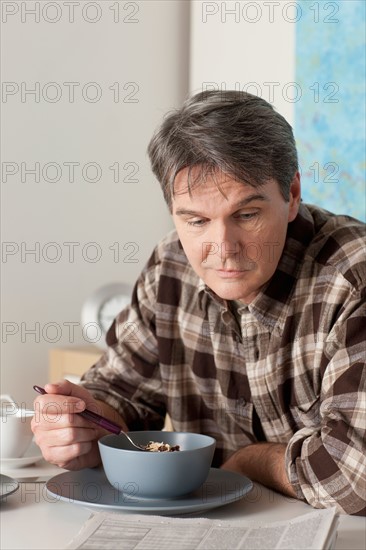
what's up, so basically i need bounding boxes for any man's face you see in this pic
[172,168,301,304]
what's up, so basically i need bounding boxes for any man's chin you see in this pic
[207,280,258,304]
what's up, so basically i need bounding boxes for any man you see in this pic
[32,91,365,515]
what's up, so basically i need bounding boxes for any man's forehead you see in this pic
[174,166,239,187]
[172,168,271,206]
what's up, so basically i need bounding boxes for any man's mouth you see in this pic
[215,268,250,278]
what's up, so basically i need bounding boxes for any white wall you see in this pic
[1,0,295,407]
[190,1,296,123]
[1,1,189,406]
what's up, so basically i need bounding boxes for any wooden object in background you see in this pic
[49,346,102,384]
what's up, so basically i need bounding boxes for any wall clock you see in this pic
[81,282,133,349]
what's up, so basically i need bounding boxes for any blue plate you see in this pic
[46,467,253,515]
[0,474,19,500]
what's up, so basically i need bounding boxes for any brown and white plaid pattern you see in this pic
[81,204,366,515]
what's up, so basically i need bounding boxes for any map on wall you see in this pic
[295,0,365,221]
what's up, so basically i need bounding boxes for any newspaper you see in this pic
[66,508,339,550]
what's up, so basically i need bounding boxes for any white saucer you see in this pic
[1,441,43,469]
[46,467,253,515]
[0,474,19,499]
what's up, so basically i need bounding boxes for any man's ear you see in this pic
[288,172,301,222]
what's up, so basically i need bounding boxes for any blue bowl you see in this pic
[98,431,216,499]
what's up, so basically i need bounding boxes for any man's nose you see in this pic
[214,223,241,262]
[220,241,241,260]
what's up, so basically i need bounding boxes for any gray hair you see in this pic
[147,90,299,210]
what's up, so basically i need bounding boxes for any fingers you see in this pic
[54,441,103,471]
[32,380,97,436]
[41,439,93,468]
[32,419,96,448]
[36,379,105,417]
[34,424,104,469]
[35,424,96,450]
[33,379,98,419]
[32,388,95,434]
[33,396,85,420]
[31,379,103,469]
[44,379,94,403]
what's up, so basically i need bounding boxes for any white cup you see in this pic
[0,395,34,459]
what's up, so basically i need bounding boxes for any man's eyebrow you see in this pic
[175,208,202,216]
[235,194,269,208]
[174,193,269,216]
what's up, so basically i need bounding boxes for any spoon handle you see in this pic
[33,385,122,435]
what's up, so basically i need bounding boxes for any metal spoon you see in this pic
[33,385,148,451]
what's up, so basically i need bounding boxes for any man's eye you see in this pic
[237,212,258,220]
[187,219,207,227]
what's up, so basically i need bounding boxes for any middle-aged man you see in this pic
[32,90,366,515]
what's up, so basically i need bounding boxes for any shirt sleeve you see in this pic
[79,251,166,431]
[285,292,366,516]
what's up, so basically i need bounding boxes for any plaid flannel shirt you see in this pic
[81,203,366,515]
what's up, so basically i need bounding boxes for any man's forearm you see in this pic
[221,442,297,498]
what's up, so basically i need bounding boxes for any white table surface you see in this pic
[1,458,365,550]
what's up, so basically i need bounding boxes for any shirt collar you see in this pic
[198,278,228,311]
